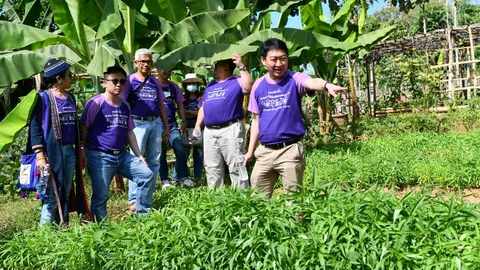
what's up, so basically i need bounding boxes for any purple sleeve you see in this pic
[236,76,248,95]
[247,78,263,114]
[120,75,134,100]
[80,96,102,127]
[174,83,185,103]
[292,72,312,95]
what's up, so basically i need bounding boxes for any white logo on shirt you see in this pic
[259,89,290,112]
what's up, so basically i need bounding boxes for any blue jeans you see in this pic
[183,144,203,180]
[160,126,189,181]
[40,145,76,226]
[184,118,203,181]
[128,117,163,204]
[88,150,153,222]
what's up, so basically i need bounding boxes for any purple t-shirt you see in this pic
[248,70,312,145]
[55,96,77,145]
[202,76,247,126]
[80,95,135,152]
[161,82,185,128]
[184,93,201,116]
[120,74,166,117]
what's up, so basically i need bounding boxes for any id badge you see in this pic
[164,91,171,98]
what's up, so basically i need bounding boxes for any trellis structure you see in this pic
[361,23,480,115]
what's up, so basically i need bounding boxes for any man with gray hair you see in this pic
[120,48,170,211]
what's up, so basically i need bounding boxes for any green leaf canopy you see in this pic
[239,28,360,52]
[149,9,250,54]
[155,43,258,71]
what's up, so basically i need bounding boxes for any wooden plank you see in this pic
[431,59,480,69]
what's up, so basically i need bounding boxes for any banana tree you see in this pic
[297,0,395,131]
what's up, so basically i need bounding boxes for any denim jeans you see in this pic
[88,150,153,222]
[40,145,76,226]
[184,118,203,180]
[160,126,189,181]
[128,117,163,204]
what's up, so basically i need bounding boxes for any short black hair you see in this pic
[261,38,289,58]
[215,59,236,73]
[103,66,127,79]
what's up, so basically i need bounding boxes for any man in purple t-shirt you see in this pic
[194,53,254,189]
[245,38,347,198]
[120,49,170,211]
[157,69,191,188]
[80,66,153,222]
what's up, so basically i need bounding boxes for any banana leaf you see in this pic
[144,0,187,23]
[0,21,61,51]
[239,28,359,52]
[186,0,224,15]
[0,90,37,153]
[155,43,258,71]
[48,0,91,60]
[150,9,250,54]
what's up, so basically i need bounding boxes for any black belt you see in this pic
[207,118,241,129]
[262,136,302,150]
[132,115,157,121]
[100,149,123,155]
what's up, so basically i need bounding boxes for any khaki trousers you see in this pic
[203,121,249,189]
[251,140,305,198]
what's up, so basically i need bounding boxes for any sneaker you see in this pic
[183,178,196,187]
[161,180,172,189]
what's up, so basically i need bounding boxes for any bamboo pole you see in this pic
[370,61,377,117]
[469,26,478,96]
[447,28,454,99]
[366,59,371,115]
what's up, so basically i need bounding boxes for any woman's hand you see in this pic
[36,152,50,174]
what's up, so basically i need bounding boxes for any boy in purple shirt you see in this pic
[194,53,254,189]
[80,66,153,222]
[245,38,347,198]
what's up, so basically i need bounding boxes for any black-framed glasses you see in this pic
[104,79,126,85]
[137,60,153,65]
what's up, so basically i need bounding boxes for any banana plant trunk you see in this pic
[317,92,332,135]
[346,54,360,119]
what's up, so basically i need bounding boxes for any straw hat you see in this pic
[182,73,203,86]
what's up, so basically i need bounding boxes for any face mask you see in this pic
[186,85,198,92]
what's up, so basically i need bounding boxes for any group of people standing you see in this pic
[29,38,346,225]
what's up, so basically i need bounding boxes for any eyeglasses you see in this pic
[104,79,126,85]
[137,60,153,65]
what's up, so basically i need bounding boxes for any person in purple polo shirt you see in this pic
[193,53,254,189]
[80,66,153,222]
[120,48,170,212]
[157,69,191,188]
[245,38,347,198]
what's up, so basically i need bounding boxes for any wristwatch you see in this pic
[238,65,248,71]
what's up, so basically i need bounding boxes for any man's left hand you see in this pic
[163,127,171,140]
[180,122,187,134]
[232,52,244,68]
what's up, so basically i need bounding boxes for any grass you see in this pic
[306,131,480,188]
[1,185,480,269]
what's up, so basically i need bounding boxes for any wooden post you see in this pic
[366,59,371,115]
[369,60,377,117]
[447,28,454,99]
[469,26,478,96]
